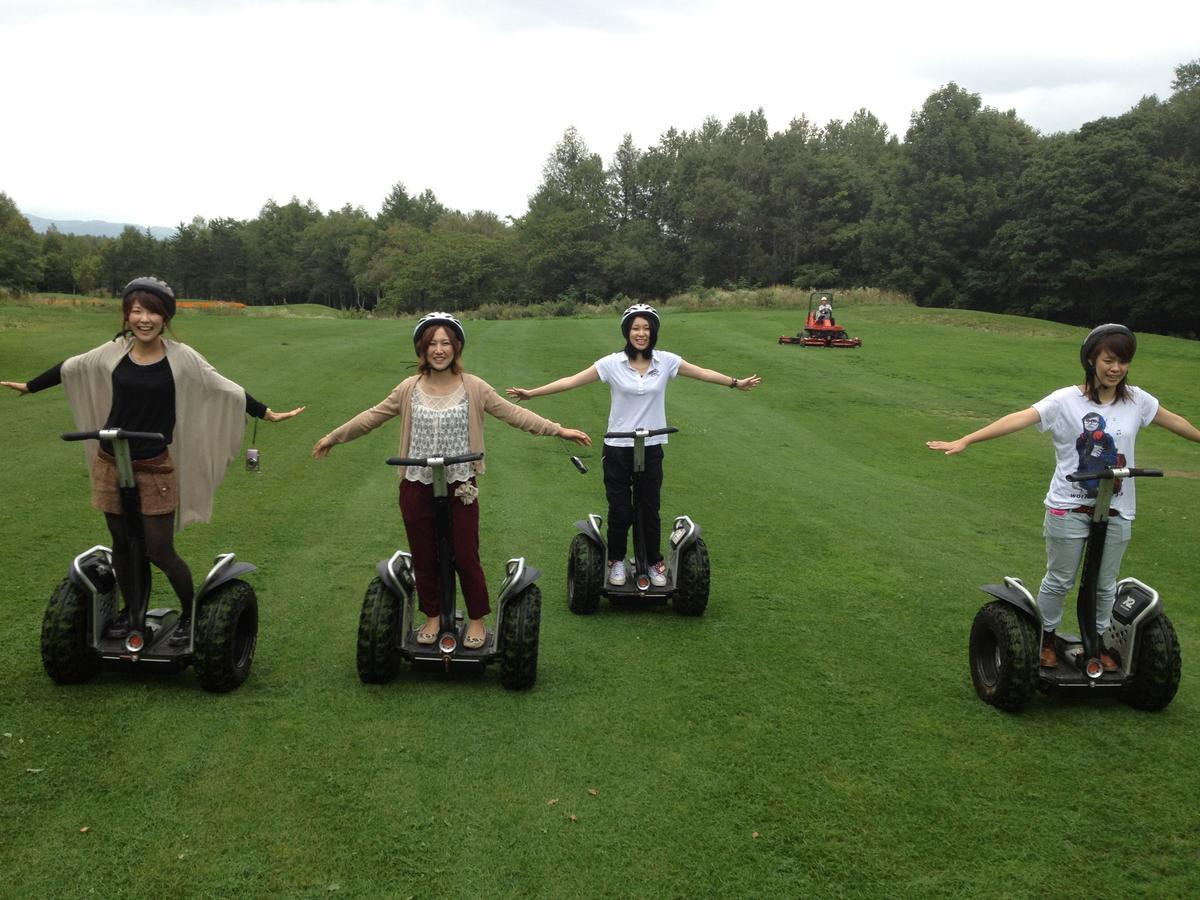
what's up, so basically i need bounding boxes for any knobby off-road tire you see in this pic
[969,601,1039,711]
[1121,614,1182,711]
[672,538,710,616]
[357,576,403,684]
[41,578,101,684]
[194,579,258,693]
[499,585,541,691]
[567,533,604,615]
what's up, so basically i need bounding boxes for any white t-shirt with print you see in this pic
[1032,385,1159,520]
[594,349,682,447]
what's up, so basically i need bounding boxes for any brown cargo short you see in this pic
[90,449,178,516]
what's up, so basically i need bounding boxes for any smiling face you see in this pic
[627,316,653,352]
[1090,348,1130,391]
[125,299,166,345]
[416,324,462,376]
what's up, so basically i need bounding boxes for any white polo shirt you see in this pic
[594,349,682,447]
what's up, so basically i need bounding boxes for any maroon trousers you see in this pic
[399,478,490,620]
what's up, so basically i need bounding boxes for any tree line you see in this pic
[2,60,1197,335]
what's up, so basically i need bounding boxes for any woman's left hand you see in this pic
[264,406,306,422]
[736,375,762,390]
[559,427,592,447]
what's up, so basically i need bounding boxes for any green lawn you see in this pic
[2,302,1199,898]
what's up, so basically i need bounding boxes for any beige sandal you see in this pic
[464,631,487,650]
[416,623,438,645]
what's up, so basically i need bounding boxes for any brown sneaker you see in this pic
[1040,631,1058,668]
[1100,649,1119,672]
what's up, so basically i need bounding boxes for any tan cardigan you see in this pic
[61,337,249,531]
[324,373,562,475]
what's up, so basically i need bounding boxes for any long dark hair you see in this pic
[415,324,464,376]
[1084,331,1136,403]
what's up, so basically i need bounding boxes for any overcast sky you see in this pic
[3,0,1196,230]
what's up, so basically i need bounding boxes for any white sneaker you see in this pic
[608,560,627,586]
[650,560,668,587]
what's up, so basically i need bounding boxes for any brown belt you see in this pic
[98,448,173,474]
[1072,505,1118,517]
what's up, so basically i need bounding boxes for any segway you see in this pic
[566,426,710,616]
[40,428,259,693]
[969,466,1181,711]
[356,451,543,690]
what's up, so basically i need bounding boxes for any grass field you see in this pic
[2,300,1199,898]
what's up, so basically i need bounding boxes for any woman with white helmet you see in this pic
[312,312,591,649]
[3,276,306,643]
[927,324,1200,669]
[507,303,761,587]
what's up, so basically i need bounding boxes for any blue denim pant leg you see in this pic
[1036,509,1131,633]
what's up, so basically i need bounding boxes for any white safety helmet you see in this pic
[413,312,466,348]
[620,303,660,338]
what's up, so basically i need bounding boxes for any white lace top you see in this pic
[404,383,472,484]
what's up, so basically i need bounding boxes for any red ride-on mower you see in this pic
[779,291,862,348]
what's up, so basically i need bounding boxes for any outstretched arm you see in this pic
[1153,406,1200,443]
[677,361,761,391]
[926,407,1041,455]
[263,406,305,422]
[507,366,600,401]
[1,381,30,395]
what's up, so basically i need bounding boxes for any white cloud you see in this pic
[3,0,1196,228]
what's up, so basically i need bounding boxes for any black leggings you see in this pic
[104,512,195,615]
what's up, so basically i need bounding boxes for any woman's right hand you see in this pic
[1,381,30,395]
[925,439,969,455]
[311,436,334,459]
[505,387,531,402]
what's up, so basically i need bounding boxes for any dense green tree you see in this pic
[0,192,43,292]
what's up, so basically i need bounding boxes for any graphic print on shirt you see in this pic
[1074,412,1124,498]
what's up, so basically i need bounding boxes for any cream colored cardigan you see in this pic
[323,373,562,475]
[61,337,249,531]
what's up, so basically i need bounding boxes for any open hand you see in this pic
[506,387,531,401]
[311,436,334,459]
[265,406,306,422]
[559,428,591,447]
[1,381,30,395]
[926,439,968,455]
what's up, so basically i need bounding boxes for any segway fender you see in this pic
[196,552,257,602]
[498,557,541,606]
[980,577,1041,626]
[573,515,604,548]
[69,545,116,596]
[376,550,414,601]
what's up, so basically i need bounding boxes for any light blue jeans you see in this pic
[1036,509,1131,633]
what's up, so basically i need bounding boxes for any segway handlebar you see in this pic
[604,426,678,440]
[386,451,485,467]
[1066,467,1163,482]
[62,429,166,443]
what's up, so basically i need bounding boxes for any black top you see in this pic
[28,356,267,460]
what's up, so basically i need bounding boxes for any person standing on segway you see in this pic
[2,276,305,644]
[506,303,761,588]
[311,312,591,650]
[926,324,1200,669]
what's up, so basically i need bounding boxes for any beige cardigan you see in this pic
[61,337,249,531]
[324,373,562,475]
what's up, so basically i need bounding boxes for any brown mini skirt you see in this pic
[90,449,179,516]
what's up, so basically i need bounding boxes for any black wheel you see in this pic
[672,539,710,616]
[499,584,541,691]
[968,602,1039,710]
[567,533,604,615]
[1121,614,1182,711]
[41,578,101,684]
[357,576,404,685]
[194,579,258,693]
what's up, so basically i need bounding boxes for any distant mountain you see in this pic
[25,213,175,240]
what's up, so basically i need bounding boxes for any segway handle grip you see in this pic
[62,429,166,443]
[1066,467,1163,482]
[386,451,485,467]
[604,426,678,440]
